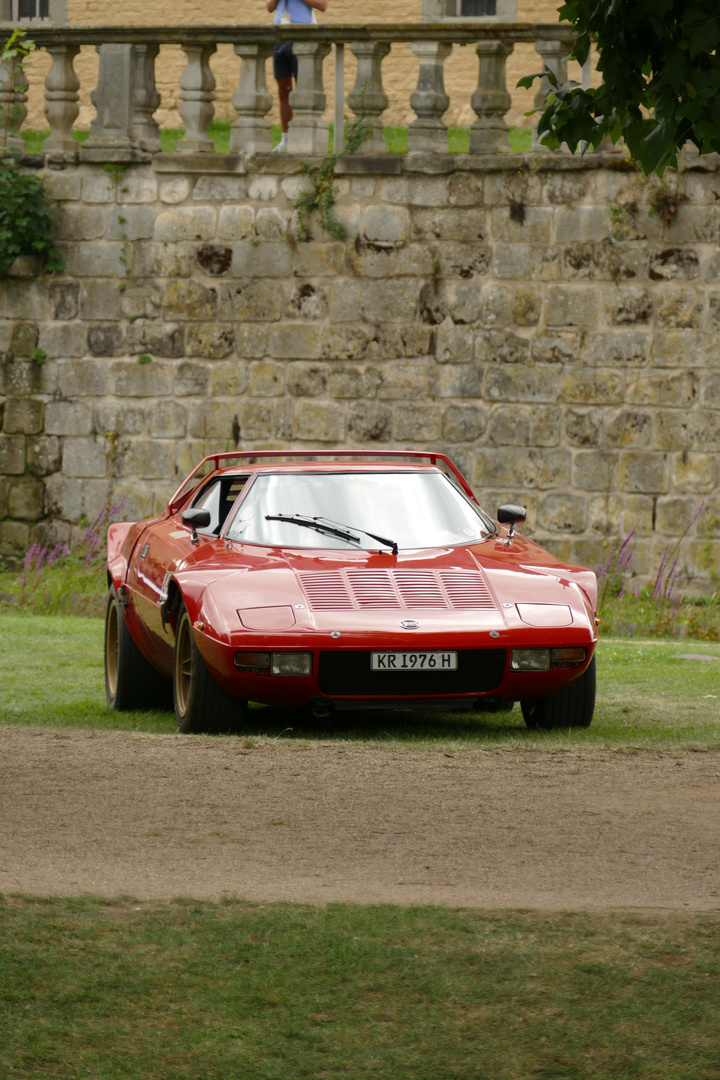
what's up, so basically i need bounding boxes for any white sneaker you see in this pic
[273,139,288,153]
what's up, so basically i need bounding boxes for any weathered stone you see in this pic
[490,206,552,244]
[479,283,512,328]
[111,360,173,398]
[350,243,434,280]
[163,280,217,320]
[650,329,707,369]
[446,172,484,207]
[394,404,442,441]
[367,325,432,360]
[441,404,485,443]
[132,242,196,278]
[330,280,421,324]
[287,284,328,320]
[154,206,217,242]
[117,172,158,205]
[485,364,560,404]
[412,207,486,242]
[561,370,624,404]
[565,409,602,447]
[0,435,26,475]
[555,207,611,243]
[328,366,382,399]
[493,243,541,280]
[539,493,586,534]
[193,175,247,201]
[273,401,295,441]
[269,324,322,360]
[210,361,248,397]
[434,322,474,364]
[218,205,255,240]
[197,245,233,277]
[62,437,107,478]
[159,177,192,204]
[0,358,47,397]
[120,441,176,480]
[26,435,61,478]
[106,206,154,241]
[512,286,541,326]
[185,323,236,359]
[656,288,704,329]
[7,478,41,521]
[586,331,649,367]
[672,205,720,243]
[45,400,93,437]
[348,402,393,442]
[292,242,346,278]
[572,450,617,492]
[190,401,248,440]
[606,287,653,325]
[382,176,448,207]
[79,280,122,321]
[618,452,669,493]
[38,322,87,359]
[248,176,278,201]
[81,173,116,204]
[544,172,588,205]
[248,360,285,396]
[449,284,482,325]
[42,172,82,201]
[629,371,697,407]
[657,409,720,452]
[255,207,289,241]
[3,398,44,435]
[419,282,449,326]
[487,406,530,445]
[5,282,48,321]
[236,401,272,440]
[545,286,598,327]
[649,248,700,281]
[87,323,125,357]
[429,363,484,399]
[175,362,210,397]
[11,322,39,357]
[606,409,653,447]
[531,406,561,447]
[476,448,571,489]
[66,243,127,278]
[232,242,292,278]
[126,322,184,358]
[656,496,703,536]
[670,451,716,493]
[219,281,285,322]
[376,360,429,400]
[232,325,269,359]
[94,404,145,436]
[294,401,345,442]
[120,284,162,321]
[49,281,79,321]
[286,363,328,397]
[531,331,581,365]
[434,242,491,280]
[476,329,530,365]
[362,205,410,245]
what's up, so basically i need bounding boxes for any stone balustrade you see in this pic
[0,22,577,160]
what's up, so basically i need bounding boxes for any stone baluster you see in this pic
[532,36,572,151]
[347,42,390,154]
[288,41,331,156]
[84,44,160,160]
[469,40,514,154]
[131,43,161,153]
[43,44,80,156]
[408,41,451,154]
[230,43,274,154]
[0,51,28,154]
[178,44,217,152]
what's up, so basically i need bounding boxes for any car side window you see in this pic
[192,475,249,536]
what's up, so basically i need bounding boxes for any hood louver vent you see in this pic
[298,570,496,611]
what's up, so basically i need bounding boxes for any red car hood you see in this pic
[173,538,597,644]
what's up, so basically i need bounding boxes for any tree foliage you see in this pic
[519,0,720,175]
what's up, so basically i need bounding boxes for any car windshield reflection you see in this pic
[225,471,494,550]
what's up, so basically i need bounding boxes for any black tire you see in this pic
[104,587,173,711]
[521,656,596,731]
[173,603,246,734]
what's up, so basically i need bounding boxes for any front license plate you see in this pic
[371,651,458,672]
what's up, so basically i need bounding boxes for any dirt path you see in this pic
[1,728,719,911]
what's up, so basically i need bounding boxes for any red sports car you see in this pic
[104,451,598,733]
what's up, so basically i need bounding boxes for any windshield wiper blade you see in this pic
[264,513,362,545]
[315,516,399,556]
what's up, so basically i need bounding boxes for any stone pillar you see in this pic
[230,43,274,154]
[0,50,28,154]
[469,39,513,154]
[178,44,217,153]
[347,42,390,155]
[43,44,80,157]
[288,40,331,156]
[532,36,572,151]
[408,41,451,154]
[84,44,160,160]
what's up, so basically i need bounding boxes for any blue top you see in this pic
[273,0,315,24]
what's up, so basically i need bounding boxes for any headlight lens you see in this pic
[271,653,313,676]
[234,652,271,672]
[511,647,587,672]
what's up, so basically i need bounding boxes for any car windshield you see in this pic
[224,471,495,550]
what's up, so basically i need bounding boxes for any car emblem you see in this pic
[400,620,420,629]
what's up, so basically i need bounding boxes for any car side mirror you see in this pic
[497,504,526,545]
[182,508,212,543]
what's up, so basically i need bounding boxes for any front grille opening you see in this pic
[319,649,506,696]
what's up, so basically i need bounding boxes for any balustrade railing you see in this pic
[0,22,583,161]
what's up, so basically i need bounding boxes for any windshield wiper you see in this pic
[264,513,398,554]
[314,516,398,556]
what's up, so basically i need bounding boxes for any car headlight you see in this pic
[234,652,313,676]
[511,647,586,672]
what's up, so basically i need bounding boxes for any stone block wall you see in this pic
[2,152,720,589]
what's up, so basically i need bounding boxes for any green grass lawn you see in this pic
[1,612,719,748]
[1,897,719,1080]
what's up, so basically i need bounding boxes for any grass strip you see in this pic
[1,613,720,748]
[1,897,719,1080]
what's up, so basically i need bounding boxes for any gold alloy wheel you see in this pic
[174,614,193,717]
[105,598,119,699]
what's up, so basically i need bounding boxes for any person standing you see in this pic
[266,0,328,152]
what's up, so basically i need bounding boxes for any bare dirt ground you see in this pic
[1,727,719,911]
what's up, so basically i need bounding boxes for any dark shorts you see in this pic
[273,43,297,81]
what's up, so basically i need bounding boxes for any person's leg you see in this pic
[277,77,293,132]
[272,44,298,151]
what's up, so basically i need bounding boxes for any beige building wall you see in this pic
[19,0,575,133]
